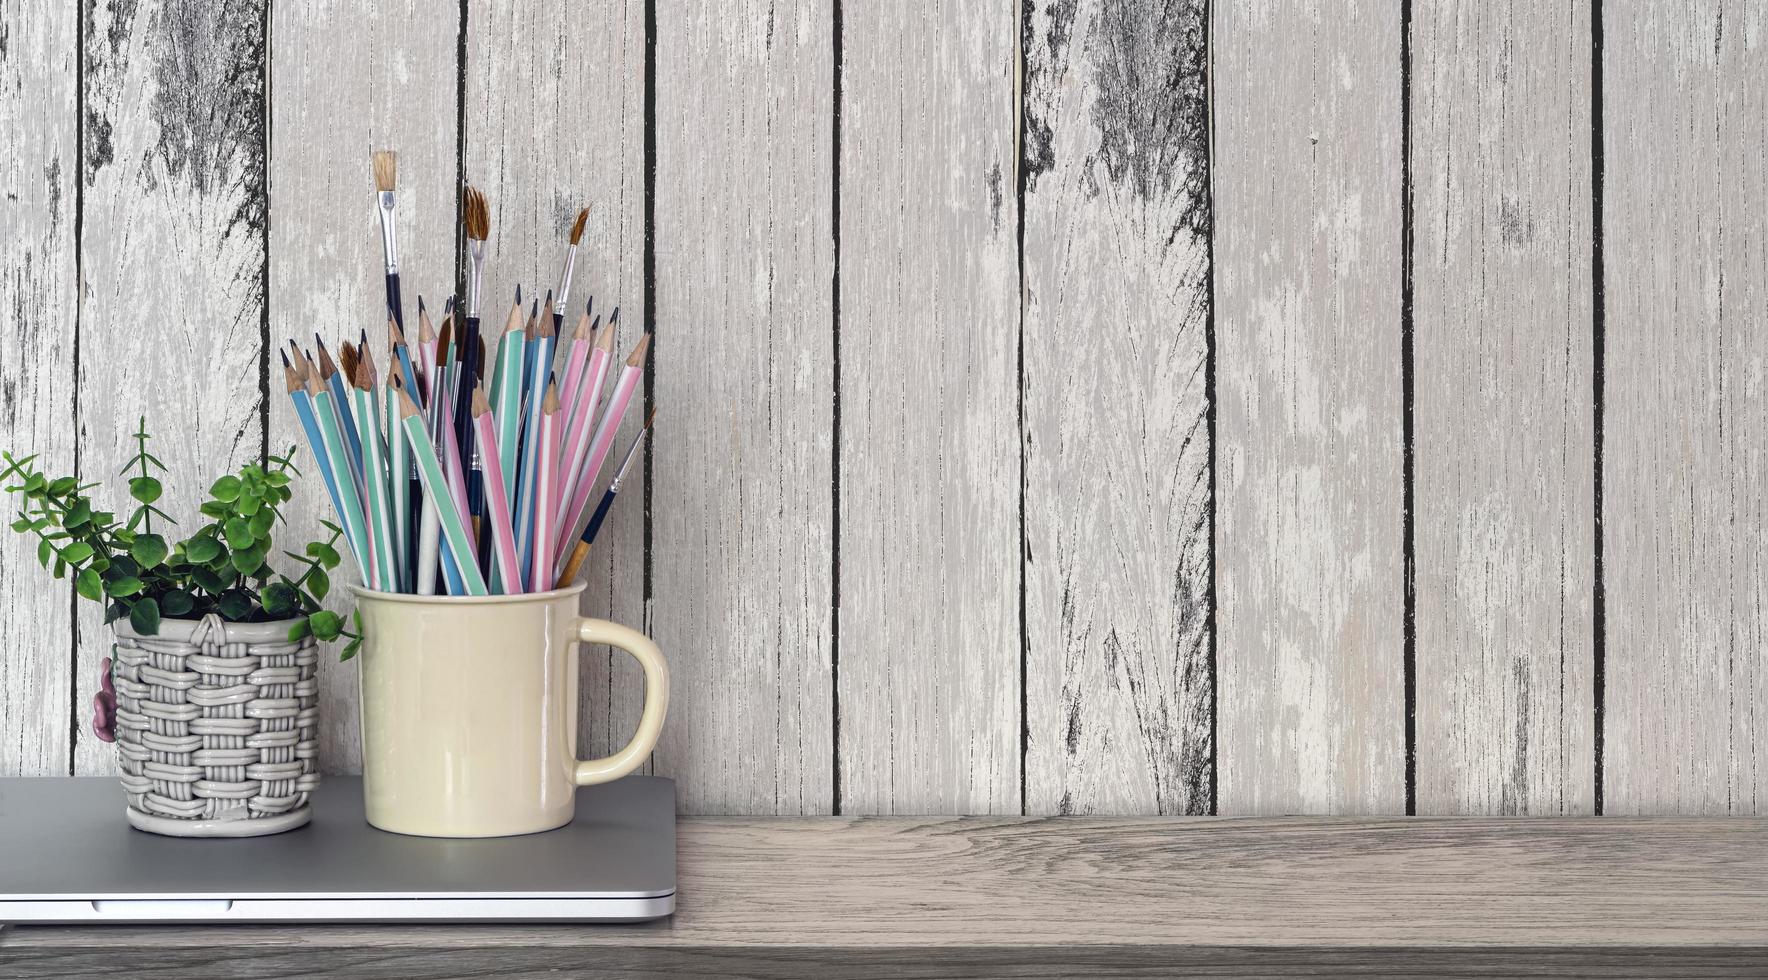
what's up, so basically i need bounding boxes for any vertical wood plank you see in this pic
[839,1,1021,814]
[463,0,648,768]
[1605,0,1767,814]
[1214,0,1406,814]
[73,0,268,774]
[0,0,78,775]
[1410,1,1596,815]
[269,0,459,773]
[651,0,835,813]
[1021,0,1213,816]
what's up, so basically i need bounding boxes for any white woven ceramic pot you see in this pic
[109,613,320,837]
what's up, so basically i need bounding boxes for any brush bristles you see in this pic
[569,207,589,245]
[463,184,490,241]
[372,150,397,192]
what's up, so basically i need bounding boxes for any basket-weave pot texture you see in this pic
[110,613,319,837]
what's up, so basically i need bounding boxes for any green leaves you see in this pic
[209,475,242,503]
[308,610,343,642]
[75,567,103,602]
[64,498,91,528]
[224,518,254,550]
[128,597,160,636]
[128,476,162,504]
[160,589,195,617]
[61,541,95,565]
[184,535,221,564]
[216,590,253,621]
[306,540,341,568]
[106,575,145,598]
[262,581,300,618]
[129,533,167,568]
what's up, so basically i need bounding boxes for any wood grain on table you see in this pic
[5,816,1766,978]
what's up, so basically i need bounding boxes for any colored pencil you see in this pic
[558,316,613,527]
[397,390,487,596]
[558,304,595,423]
[315,336,364,485]
[282,352,346,543]
[353,358,399,592]
[528,385,563,593]
[557,333,648,561]
[555,409,653,588]
[305,375,372,580]
[471,387,522,593]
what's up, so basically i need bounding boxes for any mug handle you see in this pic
[573,619,671,786]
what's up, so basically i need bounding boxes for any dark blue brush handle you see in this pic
[385,273,404,330]
[582,488,618,548]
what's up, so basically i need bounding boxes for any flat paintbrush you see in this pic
[456,184,490,479]
[372,150,405,329]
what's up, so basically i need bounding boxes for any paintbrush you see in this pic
[551,207,590,334]
[372,150,404,329]
[554,409,653,588]
[457,184,490,466]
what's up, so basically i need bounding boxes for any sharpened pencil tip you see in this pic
[586,296,594,317]
[417,295,426,315]
[279,348,290,368]
[610,306,620,324]
[515,284,522,307]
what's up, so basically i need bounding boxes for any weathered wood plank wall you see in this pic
[0,0,78,776]
[1214,0,1407,815]
[1410,0,1596,815]
[1605,0,1767,815]
[2,0,1764,816]
[1021,0,1212,816]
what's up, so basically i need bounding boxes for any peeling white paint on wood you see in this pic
[649,0,836,814]
[1604,0,1767,815]
[1022,0,1213,816]
[268,0,460,774]
[1214,0,1406,815]
[73,0,270,775]
[0,0,78,776]
[838,0,1022,815]
[1411,0,1596,816]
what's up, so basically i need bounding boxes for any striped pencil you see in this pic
[305,374,372,580]
[513,302,553,582]
[555,409,653,588]
[315,336,364,486]
[352,360,398,592]
[557,303,594,419]
[557,334,648,561]
[471,387,523,593]
[557,317,613,530]
[387,373,412,591]
[397,390,487,596]
[282,352,346,541]
[528,385,563,593]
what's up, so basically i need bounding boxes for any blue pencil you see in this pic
[316,335,364,485]
[283,351,345,527]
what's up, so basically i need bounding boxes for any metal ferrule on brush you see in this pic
[377,191,400,275]
[466,243,485,318]
[553,246,577,316]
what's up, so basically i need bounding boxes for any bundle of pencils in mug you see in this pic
[280,150,654,597]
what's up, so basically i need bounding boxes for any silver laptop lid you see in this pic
[0,775,674,923]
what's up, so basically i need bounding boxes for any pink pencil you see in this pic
[556,334,648,560]
[557,319,612,525]
[557,308,595,413]
[472,388,522,592]
[529,385,564,593]
[435,373,475,551]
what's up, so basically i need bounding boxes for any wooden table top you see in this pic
[5,815,1767,978]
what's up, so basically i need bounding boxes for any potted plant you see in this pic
[1,418,359,837]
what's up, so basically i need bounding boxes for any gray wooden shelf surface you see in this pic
[4,816,1767,978]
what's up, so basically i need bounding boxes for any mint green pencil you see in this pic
[305,376,371,582]
[396,389,488,595]
[352,371,397,593]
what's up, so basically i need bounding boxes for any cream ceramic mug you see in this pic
[350,583,669,838]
